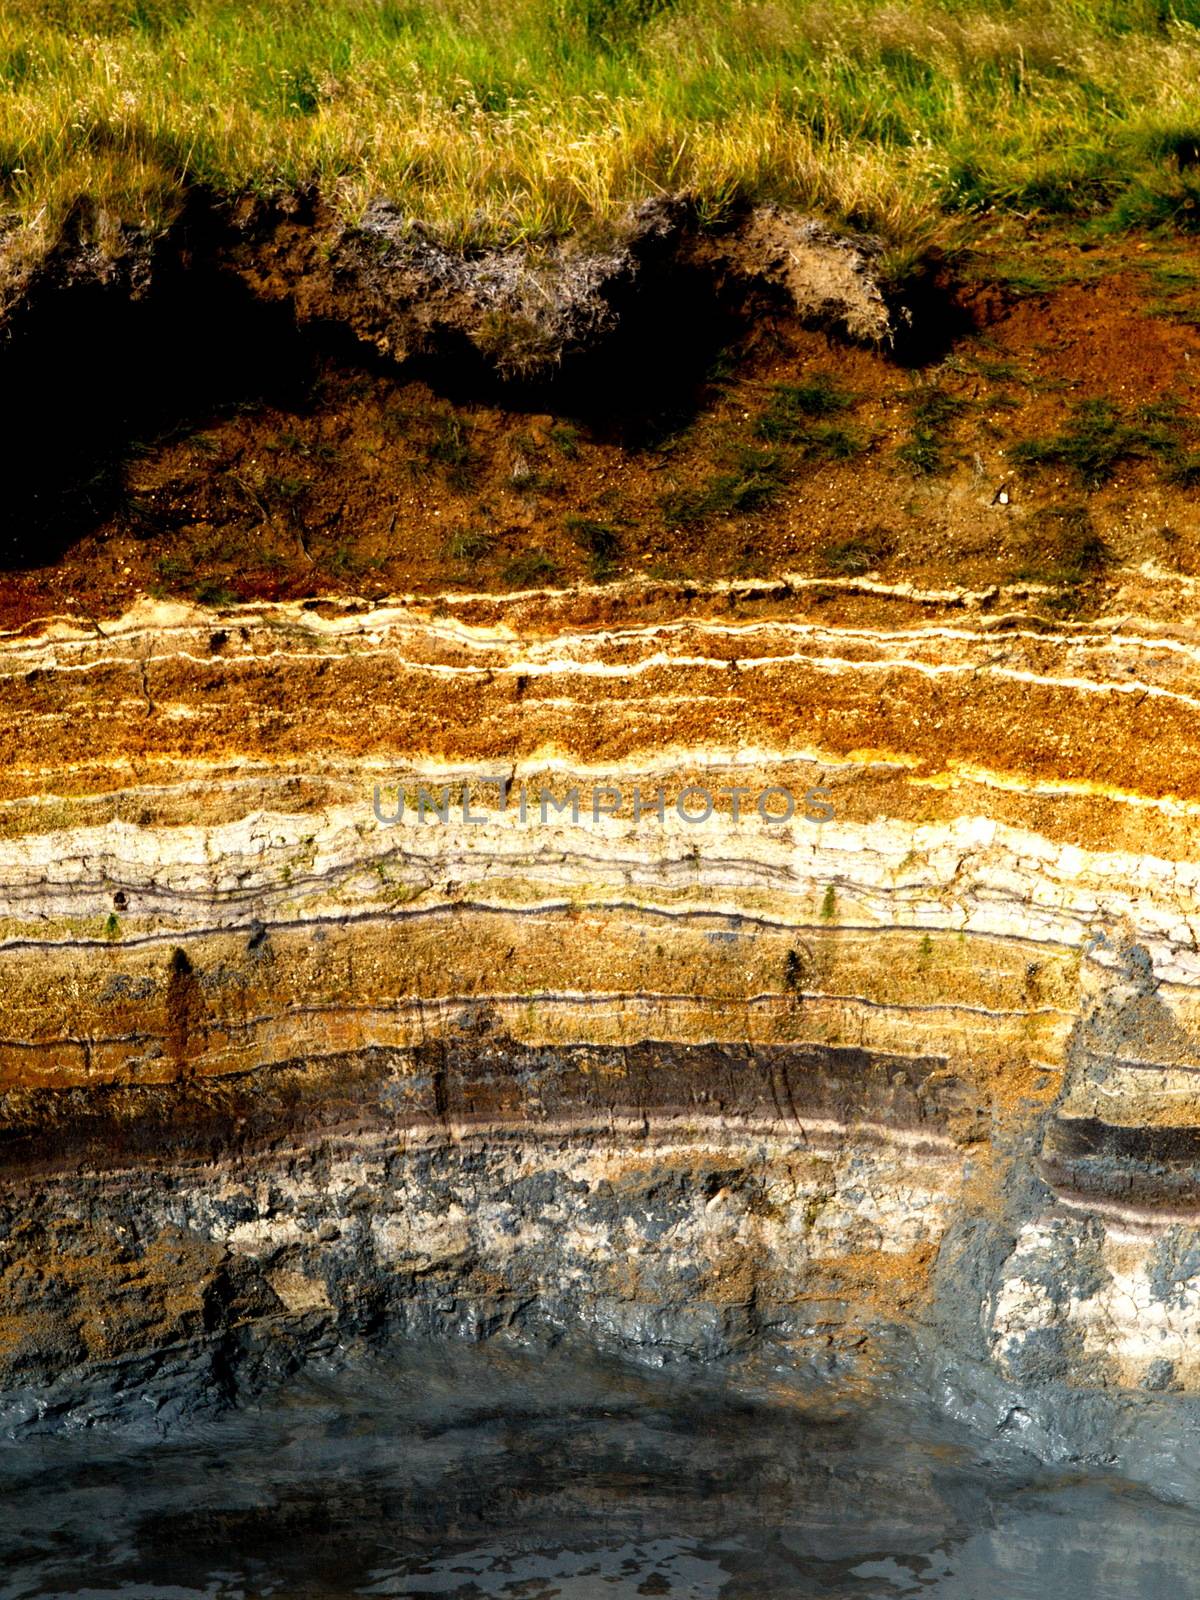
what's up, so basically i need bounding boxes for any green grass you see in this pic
[755,378,868,459]
[820,525,894,574]
[1150,261,1200,290]
[896,385,964,474]
[422,414,477,486]
[983,260,1070,297]
[755,374,855,440]
[661,452,785,525]
[1011,396,1197,487]
[193,576,239,604]
[799,422,868,461]
[661,401,871,527]
[443,526,493,563]
[565,515,622,580]
[9,1,1200,254]
[501,547,559,586]
[548,423,581,458]
[327,539,385,576]
[261,472,313,508]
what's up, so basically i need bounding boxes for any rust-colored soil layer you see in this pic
[6,233,1200,627]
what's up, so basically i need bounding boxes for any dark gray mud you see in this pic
[1,1339,1196,1600]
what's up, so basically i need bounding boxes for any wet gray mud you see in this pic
[1,1340,1196,1600]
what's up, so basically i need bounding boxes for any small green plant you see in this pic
[918,933,933,959]
[328,543,360,578]
[443,528,493,564]
[707,348,738,385]
[1148,300,1200,327]
[731,542,768,578]
[327,543,385,579]
[502,549,559,588]
[783,948,806,991]
[802,424,867,462]
[986,261,1066,297]
[123,495,163,538]
[262,473,312,507]
[1011,400,1129,487]
[820,884,837,921]
[661,449,787,526]
[103,912,121,941]
[1165,453,1200,488]
[1106,168,1200,234]
[820,526,895,575]
[1010,397,1195,489]
[731,443,779,472]
[971,358,1024,383]
[424,414,477,488]
[897,387,964,475]
[548,423,581,458]
[1146,261,1200,320]
[662,473,774,524]
[193,578,238,606]
[566,517,622,581]
[380,403,413,440]
[154,553,192,584]
[755,374,855,443]
[1153,260,1200,285]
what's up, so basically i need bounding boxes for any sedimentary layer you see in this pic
[6,572,1200,1423]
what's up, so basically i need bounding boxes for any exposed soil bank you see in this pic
[4,200,1200,629]
[0,191,927,571]
[7,199,1200,1484]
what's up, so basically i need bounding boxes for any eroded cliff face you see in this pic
[7,209,1200,1471]
[4,563,1200,1448]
